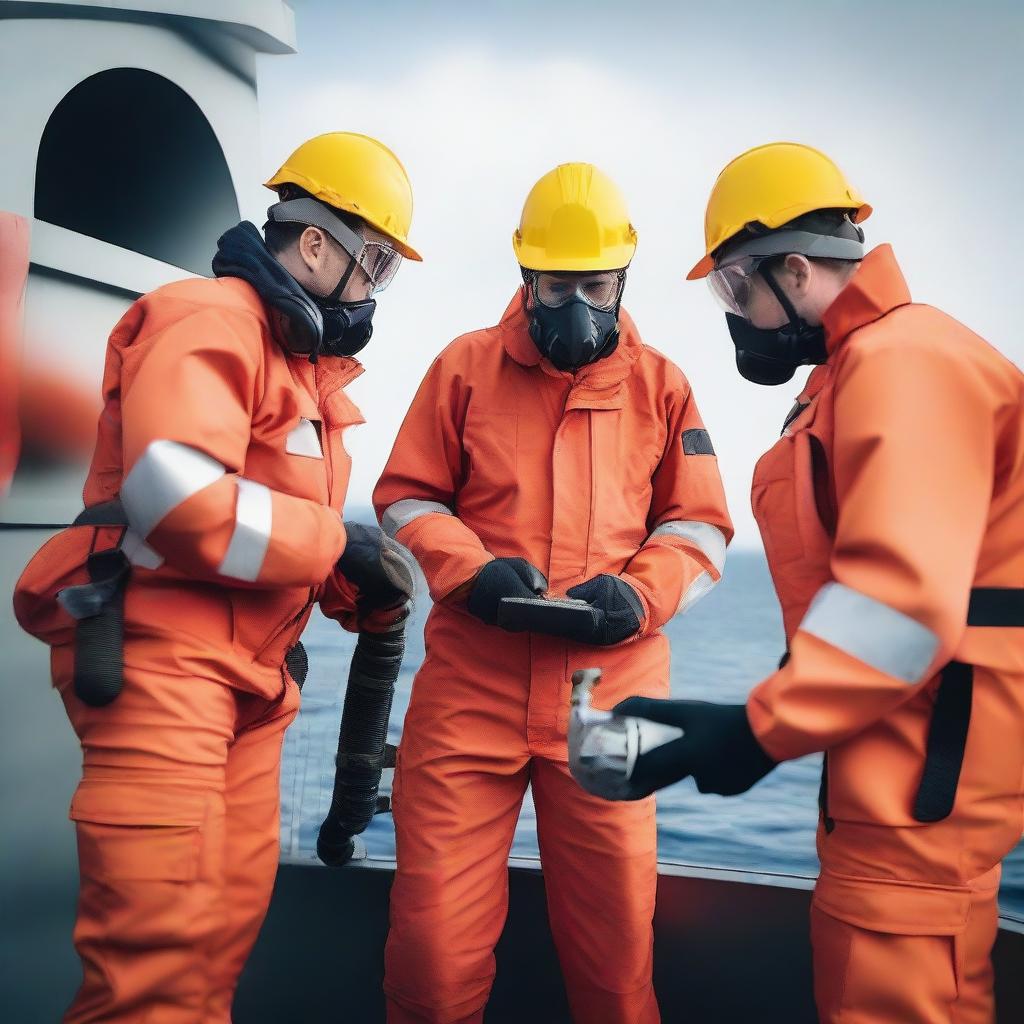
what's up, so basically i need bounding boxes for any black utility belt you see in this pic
[816,586,1024,830]
[967,587,1024,627]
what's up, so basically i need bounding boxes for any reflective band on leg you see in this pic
[649,520,727,577]
[121,440,226,538]
[381,498,453,539]
[219,479,273,582]
[799,582,939,683]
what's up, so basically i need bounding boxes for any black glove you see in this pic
[337,523,416,619]
[611,698,777,798]
[563,574,644,646]
[467,557,548,626]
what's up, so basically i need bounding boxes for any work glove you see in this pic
[610,698,777,798]
[563,574,644,646]
[337,522,417,629]
[467,557,548,627]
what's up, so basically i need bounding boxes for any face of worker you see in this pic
[745,254,853,329]
[285,226,373,302]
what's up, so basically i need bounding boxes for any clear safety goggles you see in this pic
[706,256,769,318]
[532,269,626,312]
[707,228,866,319]
[268,198,403,294]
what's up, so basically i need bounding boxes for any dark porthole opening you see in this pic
[35,68,240,276]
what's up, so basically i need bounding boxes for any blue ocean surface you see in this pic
[280,547,1024,918]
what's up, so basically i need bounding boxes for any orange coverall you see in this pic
[746,245,1024,1023]
[15,275,365,1022]
[374,290,733,1023]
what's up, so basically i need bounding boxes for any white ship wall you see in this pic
[0,12,294,1018]
[0,0,295,522]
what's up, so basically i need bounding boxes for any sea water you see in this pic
[281,548,1024,917]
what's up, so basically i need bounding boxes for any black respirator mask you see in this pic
[708,219,865,385]
[212,221,374,362]
[524,270,624,373]
[725,268,828,386]
[310,259,376,360]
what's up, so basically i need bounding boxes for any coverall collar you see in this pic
[822,244,912,356]
[498,287,645,402]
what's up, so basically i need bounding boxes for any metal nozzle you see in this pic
[570,667,602,705]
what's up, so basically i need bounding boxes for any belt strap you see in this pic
[967,587,1024,627]
[912,661,974,823]
[64,499,131,706]
[72,548,131,707]
[72,498,129,528]
[284,641,309,689]
[912,586,1024,821]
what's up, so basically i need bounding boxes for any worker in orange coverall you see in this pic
[582,142,1024,1024]
[14,132,421,1023]
[374,162,733,1023]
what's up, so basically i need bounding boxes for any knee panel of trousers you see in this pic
[70,779,213,883]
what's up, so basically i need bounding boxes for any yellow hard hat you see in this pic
[265,132,422,261]
[687,142,871,280]
[514,163,637,272]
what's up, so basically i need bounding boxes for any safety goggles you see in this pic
[707,228,866,318]
[268,198,403,294]
[532,270,626,312]
[707,256,769,318]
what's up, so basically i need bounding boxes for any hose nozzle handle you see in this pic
[570,667,603,707]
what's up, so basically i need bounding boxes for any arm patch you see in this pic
[682,428,715,455]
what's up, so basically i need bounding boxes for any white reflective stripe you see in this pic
[677,569,718,615]
[649,520,727,576]
[120,529,164,570]
[382,498,453,539]
[121,440,226,539]
[218,479,273,582]
[799,582,940,684]
[285,418,323,458]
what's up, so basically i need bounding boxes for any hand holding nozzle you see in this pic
[568,668,684,801]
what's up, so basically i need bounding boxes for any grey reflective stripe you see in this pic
[682,428,715,456]
[382,498,453,539]
[678,570,717,614]
[121,529,164,570]
[121,440,226,538]
[649,520,727,576]
[219,478,273,582]
[799,582,940,683]
[269,198,366,260]
[285,418,323,458]
[718,229,864,266]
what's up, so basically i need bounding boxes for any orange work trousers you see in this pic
[53,642,299,1024]
[811,890,998,1024]
[811,818,1002,1024]
[384,606,663,1024]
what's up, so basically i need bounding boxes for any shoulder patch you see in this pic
[682,428,715,455]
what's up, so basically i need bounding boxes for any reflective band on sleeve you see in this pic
[120,529,165,570]
[799,582,940,684]
[218,479,273,582]
[382,498,453,539]
[121,440,226,538]
[677,570,717,614]
[649,520,727,577]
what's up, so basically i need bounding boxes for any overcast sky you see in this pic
[255,0,1023,547]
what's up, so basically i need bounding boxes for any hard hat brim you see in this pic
[687,201,873,281]
[686,254,715,281]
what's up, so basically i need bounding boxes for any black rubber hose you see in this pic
[317,626,405,866]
